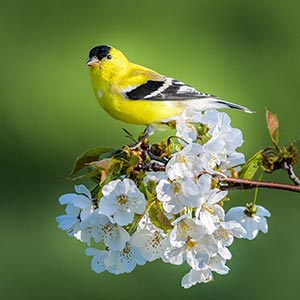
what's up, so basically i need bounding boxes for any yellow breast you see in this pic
[96,89,183,125]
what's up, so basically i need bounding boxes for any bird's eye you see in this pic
[107,54,112,59]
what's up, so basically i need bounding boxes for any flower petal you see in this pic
[75,184,91,198]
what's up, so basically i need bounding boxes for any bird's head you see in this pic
[86,45,129,79]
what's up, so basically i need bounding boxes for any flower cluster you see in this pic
[57,109,271,288]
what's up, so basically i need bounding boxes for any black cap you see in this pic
[88,45,111,60]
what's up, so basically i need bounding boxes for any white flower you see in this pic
[176,108,202,144]
[89,209,130,251]
[56,203,80,232]
[166,143,203,180]
[195,174,227,234]
[181,255,230,288]
[225,205,271,240]
[199,138,226,171]
[86,242,146,275]
[219,151,245,172]
[212,220,246,260]
[107,243,146,274]
[99,179,146,226]
[198,110,243,150]
[143,171,167,185]
[181,268,213,288]
[197,110,245,172]
[162,217,218,270]
[198,133,244,172]
[214,220,246,248]
[198,110,220,131]
[56,184,95,244]
[72,221,93,244]
[58,185,94,221]
[172,110,245,178]
[209,254,230,275]
[200,110,232,138]
[85,248,108,273]
[219,127,243,152]
[135,214,155,231]
[131,228,166,262]
[156,176,201,214]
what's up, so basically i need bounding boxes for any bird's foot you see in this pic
[128,125,155,150]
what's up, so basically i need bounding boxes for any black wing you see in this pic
[125,78,215,101]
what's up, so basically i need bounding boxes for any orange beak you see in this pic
[86,56,100,67]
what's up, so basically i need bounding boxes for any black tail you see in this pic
[216,100,253,113]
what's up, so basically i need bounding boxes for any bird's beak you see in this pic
[86,56,100,67]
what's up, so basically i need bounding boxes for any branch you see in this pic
[147,162,300,193]
[282,162,300,186]
[215,175,300,193]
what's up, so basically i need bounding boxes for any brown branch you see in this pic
[215,176,300,193]
[148,162,300,193]
[282,162,300,186]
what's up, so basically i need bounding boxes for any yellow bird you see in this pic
[86,45,252,135]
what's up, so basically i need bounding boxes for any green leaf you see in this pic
[138,181,153,201]
[122,128,136,143]
[70,147,114,176]
[148,201,173,233]
[266,110,279,147]
[261,149,279,173]
[147,180,157,196]
[67,168,100,182]
[284,142,298,165]
[130,154,140,167]
[239,150,264,179]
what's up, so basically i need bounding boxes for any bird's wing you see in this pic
[125,77,216,101]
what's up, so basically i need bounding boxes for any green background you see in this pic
[1,0,300,299]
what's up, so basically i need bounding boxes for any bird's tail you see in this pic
[215,99,253,113]
[187,98,253,114]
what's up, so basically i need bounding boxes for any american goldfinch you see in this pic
[86,45,252,133]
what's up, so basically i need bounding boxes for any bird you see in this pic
[86,45,252,136]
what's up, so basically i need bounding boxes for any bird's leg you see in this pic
[130,125,155,150]
[144,124,156,137]
[126,125,168,166]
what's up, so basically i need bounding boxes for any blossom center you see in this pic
[177,154,187,164]
[186,236,197,250]
[151,231,164,248]
[204,204,215,214]
[121,243,133,261]
[185,120,194,130]
[179,221,192,234]
[172,182,182,194]
[214,227,228,240]
[118,194,128,205]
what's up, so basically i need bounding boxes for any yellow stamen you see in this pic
[186,236,197,250]
[118,194,128,205]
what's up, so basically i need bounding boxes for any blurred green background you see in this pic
[1,0,300,299]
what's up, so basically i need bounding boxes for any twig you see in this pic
[148,152,169,165]
[282,162,300,186]
[150,162,166,172]
[215,176,300,193]
[148,162,300,193]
